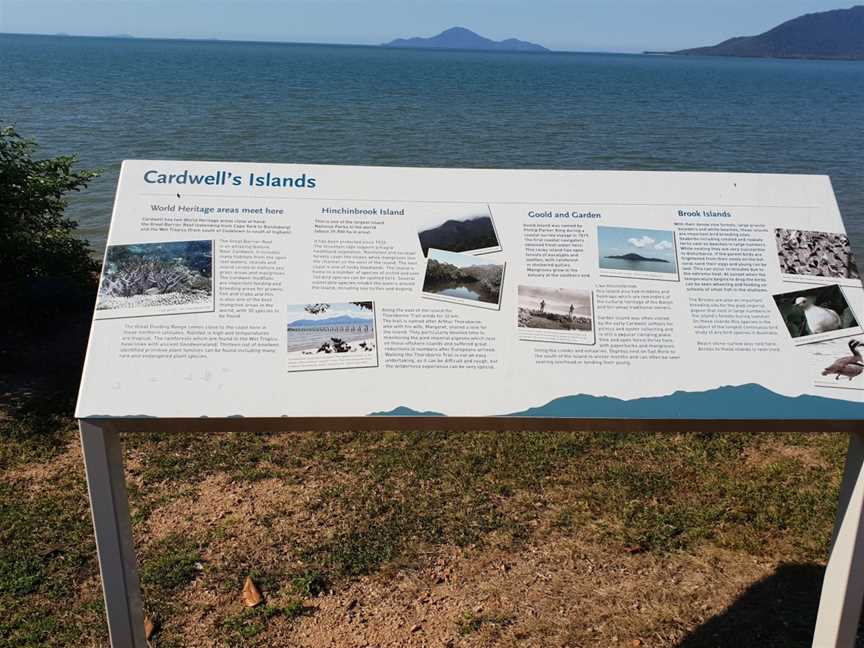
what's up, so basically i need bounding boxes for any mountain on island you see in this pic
[418,215,499,255]
[383,27,548,52]
[287,315,372,328]
[605,253,670,263]
[669,6,864,60]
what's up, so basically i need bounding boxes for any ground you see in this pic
[1,383,859,647]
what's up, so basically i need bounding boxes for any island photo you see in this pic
[94,240,214,319]
[597,225,679,281]
[285,301,378,371]
[517,285,594,345]
[421,248,505,310]
[416,205,501,256]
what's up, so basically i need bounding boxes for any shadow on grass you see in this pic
[676,562,863,648]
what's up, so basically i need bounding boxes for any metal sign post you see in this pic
[812,430,864,647]
[74,162,864,646]
[80,421,147,648]
[80,417,864,648]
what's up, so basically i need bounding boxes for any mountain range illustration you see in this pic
[370,384,863,420]
[287,315,373,327]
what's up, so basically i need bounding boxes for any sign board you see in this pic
[76,161,864,423]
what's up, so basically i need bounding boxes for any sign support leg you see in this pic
[80,421,147,648]
[812,430,864,648]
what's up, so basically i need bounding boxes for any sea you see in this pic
[2,33,864,259]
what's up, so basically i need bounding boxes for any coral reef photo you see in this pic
[96,240,213,314]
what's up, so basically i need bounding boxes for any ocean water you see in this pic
[599,257,677,274]
[2,33,864,258]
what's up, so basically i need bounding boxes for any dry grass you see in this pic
[0,398,856,648]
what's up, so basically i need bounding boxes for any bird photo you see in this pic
[795,296,841,333]
[821,339,864,382]
[773,284,862,345]
[774,228,860,285]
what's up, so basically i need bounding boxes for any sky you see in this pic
[518,286,591,316]
[597,226,676,260]
[415,207,491,233]
[286,302,373,322]
[0,1,853,52]
[428,248,500,268]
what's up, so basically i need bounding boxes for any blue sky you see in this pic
[0,1,851,52]
[597,226,676,260]
[286,302,373,322]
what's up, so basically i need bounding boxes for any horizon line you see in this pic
[0,31,652,56]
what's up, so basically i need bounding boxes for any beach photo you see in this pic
[775,228,861,286]
[772,284,862,345]
[597,225,679,281]
[416,205,501,256]
[517,285,594,344]
[421,248,504,310]
[811,337,864,390]
[285,301,378,371]
[94,240,214,319]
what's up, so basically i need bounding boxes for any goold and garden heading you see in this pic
[143,169,317,188]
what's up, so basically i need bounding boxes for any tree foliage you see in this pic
[0,124,100,286]
[0,125,101,340]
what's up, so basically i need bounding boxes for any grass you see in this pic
[0,459,103,647]
[0,402,851,646]
[140,533,203,592]
[218,601,309,646]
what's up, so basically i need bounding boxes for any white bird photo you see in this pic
[772,284,862,346]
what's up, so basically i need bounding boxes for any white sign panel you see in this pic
[76,161,864,421]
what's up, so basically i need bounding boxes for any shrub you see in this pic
[0,125,100,336]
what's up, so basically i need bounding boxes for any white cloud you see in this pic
[628,236,655,248]
[654,240,673,250]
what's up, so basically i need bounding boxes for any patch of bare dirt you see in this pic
[0,440,83,489]
[743,442,831,470]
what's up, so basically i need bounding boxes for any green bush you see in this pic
[0,125,100,335]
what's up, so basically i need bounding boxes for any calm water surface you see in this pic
[2,34,863,258]
[600,258,678,274]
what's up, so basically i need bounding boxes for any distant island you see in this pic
[604,253,669,263]
[660,6,864,60]
[383,26,547,52]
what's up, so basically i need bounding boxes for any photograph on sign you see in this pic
[517,285,595,345]
[811,337,864,390]
[772,284,862,346]
[285,301,378,372]
[597,225,680,282]
[774,228,861,287]
[94,239,214,319]
[421,248,505,310]
[416,204,501,256]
